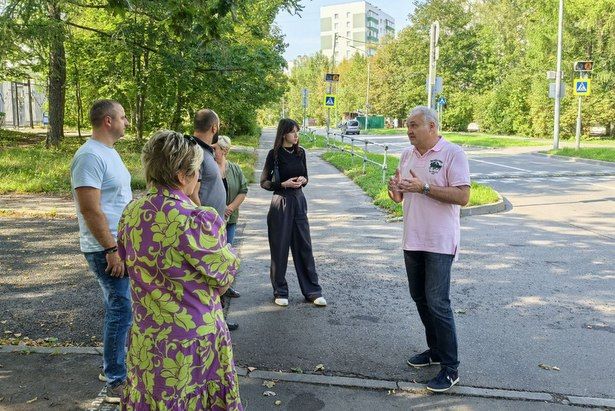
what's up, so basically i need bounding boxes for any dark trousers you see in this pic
[267,189,322,300]
[404,250,459,371]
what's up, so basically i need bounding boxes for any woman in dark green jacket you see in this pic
[214,135,248,246]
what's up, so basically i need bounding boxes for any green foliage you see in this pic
[271,0,615,138]
[0,0,303,140]
[548,148,615,162]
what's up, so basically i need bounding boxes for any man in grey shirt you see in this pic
[190,108,240,330]
[190,108,226,216]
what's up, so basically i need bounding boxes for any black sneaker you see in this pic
[226,321,239,331]
[407,350,441,368]
[426,368,459,392]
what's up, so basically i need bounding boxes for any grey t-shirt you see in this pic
[70,138,132,252]
[197,142,226,217]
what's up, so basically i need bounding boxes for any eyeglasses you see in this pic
[183,134,198,145]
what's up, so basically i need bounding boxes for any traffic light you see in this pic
[574,61,594,72]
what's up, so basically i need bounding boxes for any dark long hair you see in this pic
[273,118,301,157]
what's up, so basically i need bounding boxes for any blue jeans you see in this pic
[84,251,132,387]
[227,222,237,245]
[404,250,459,371]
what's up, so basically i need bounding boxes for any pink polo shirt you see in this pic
[398,137,470,256]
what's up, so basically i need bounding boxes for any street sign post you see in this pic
[301,88,309,129]
[323,94,337,108]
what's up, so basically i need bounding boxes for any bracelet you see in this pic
[104,246,118,254]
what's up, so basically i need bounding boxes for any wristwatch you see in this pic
[422,183,430,195]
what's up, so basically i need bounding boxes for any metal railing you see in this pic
[301,126,316,142]
[326,131,389,182]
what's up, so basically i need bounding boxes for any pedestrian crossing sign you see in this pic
[324,94,337,108]
[574,78,591,96]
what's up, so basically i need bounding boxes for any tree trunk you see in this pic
[170,84,183,131]
[74,63,83,139]
[46,1,66,148]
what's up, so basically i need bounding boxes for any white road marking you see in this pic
[468,157,531,172]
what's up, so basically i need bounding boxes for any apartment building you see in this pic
[320,1,395,61]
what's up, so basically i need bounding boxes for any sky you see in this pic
[275,0,415,62]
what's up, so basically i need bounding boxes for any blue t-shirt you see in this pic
[70,139,132,252]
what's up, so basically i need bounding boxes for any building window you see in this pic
[334,23,338,29]
[334,13,338,19]
[346,31,350,37]
[346,12,350,18]
[346,21,350,28]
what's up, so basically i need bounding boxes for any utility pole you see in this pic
[553,0,564,150]
[427,21,439,110]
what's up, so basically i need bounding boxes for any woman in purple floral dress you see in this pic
[117,130,242,410]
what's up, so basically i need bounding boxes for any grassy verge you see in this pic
[443,132,551,148]
[0,129,259,194]
[316,147,499,218]
[547,148,615,162]
[363,128,407,135]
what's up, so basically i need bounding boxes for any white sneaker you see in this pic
[98,373,107,382]
[313,297,327,307]
[274,298,289,306]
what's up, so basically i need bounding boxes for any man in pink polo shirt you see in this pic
[388,106,470,392]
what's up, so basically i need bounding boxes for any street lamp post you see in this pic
[365,58,370,132]
[553,0,564,150]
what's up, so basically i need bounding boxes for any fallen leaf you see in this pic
[455,309,467,314]
[262,380,276,388]
[45,337,58,342]
[538,363,560,371]
[387,389,397,395]
[274,400,282,406]
[26,397,38,404]
[0,320,7,324]
[263,391,276,397]
[4,331,12,334]
[291,367,303,374]
[247,367,257,372]
[314,363,325,372]
[14,333,22,338]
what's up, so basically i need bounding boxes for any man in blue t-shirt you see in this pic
[70,99,132,404]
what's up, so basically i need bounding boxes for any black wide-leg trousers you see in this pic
[267,188,322,300]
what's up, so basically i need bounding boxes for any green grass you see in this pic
[0,128,259,194]
[299,132,327,149]
[547,147,615,162]
[363,128,407,135]
[319,148,499,217]
[443,132,551,148]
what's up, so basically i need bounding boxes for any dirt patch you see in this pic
[0,351,102,410]
[0,218,104,345]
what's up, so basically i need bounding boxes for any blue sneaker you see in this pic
[426,368,459,392]
[407,350,441,368]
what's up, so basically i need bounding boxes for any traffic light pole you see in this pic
[575,96,582,150]
[326,34,337,139]
[427,21,439,110]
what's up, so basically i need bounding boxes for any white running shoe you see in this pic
[274,298,289,306]
[313,297,327,307]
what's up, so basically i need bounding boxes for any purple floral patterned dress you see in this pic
[117,186,242,410]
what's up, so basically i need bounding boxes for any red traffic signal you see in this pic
[574,61,594,71]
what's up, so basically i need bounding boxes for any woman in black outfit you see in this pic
[260,119,326,307]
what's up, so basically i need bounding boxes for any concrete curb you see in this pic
[386,194,507,223]
[0,344,101,354]
[5,346,613,409]
[532,151,615,168]
[242,368,614,409]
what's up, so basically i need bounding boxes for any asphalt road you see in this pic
[229,129,615,400]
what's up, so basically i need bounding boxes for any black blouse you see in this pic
[260,147,309,191]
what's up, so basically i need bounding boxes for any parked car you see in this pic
[341,120,361,135]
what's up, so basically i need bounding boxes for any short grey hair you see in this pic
[141,130,204,188]
[408,106,439,130]
[217,135,231,151]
